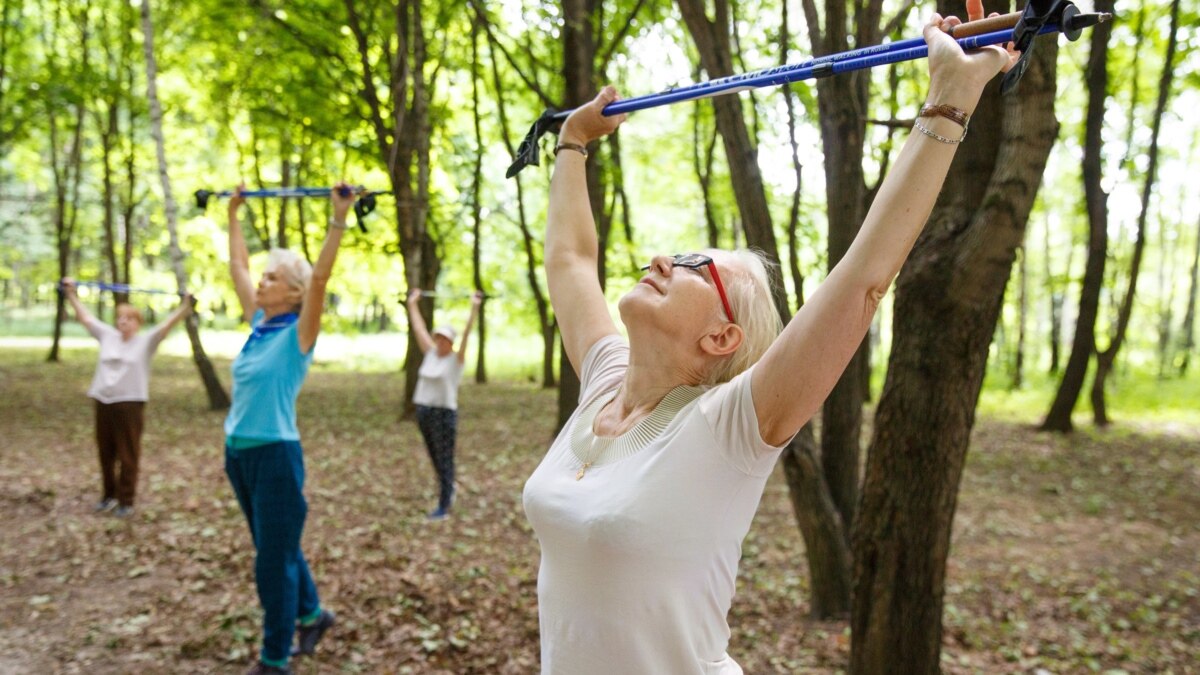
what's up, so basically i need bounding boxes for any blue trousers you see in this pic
[415,405,457,509]
[225,441,320,664]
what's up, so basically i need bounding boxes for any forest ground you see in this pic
[0,347,1197,674]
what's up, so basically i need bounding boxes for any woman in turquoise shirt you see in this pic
[225,183,359,674]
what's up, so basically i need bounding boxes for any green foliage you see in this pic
[0,0,1195,402]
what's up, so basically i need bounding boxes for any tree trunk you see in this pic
[797,0,885,553]
[470,19,487,384]
[1039,0,1113,432]
[479,12,556,387]
[46,1,90,363]
[1091,0,1180,426]
[1013,245,1027,389]
[1178,211,1200,376]
[140,0,230,410]
[781,426,852,618]
[851,4,1060,670]
[680,0,852,618]
[554,0,599,432]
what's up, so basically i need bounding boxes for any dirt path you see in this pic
[1,350,1196,673]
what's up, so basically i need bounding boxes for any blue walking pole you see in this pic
[506,0,1110,178]
[193,185,392,231]
[61,280,184,296]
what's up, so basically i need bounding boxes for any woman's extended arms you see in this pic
[751,2,1017,446]
[296,184,354,355]
[546,88,628,374]
[406,289,436,354]
[455,291,484,364]
[227,186,256,322]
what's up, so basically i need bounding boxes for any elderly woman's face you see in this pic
[115,308,142,338]
[257,268,300,310]
[621,250,738,334]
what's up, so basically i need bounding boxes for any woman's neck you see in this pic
[260,304,297,321]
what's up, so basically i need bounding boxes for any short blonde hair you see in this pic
[266,248,312,307]
[115,303,144,325]
[705,248,783,385]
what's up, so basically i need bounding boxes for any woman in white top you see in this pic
[521,4,1017,673]
[61,277,192,517]
[405,289,483,520]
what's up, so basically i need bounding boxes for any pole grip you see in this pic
[947,11,1020,39]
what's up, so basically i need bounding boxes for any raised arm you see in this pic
[296,183,354,355]
[751,2,1017,446]
[406,289,436,354]
[546,87,628,373]
[455,291,484,364]
[227,186,256,322]
[60,277,100,333]
[151,293,195,343]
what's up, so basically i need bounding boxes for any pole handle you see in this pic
[947,11,1020,39]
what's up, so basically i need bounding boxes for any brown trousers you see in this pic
[94,400,145,507]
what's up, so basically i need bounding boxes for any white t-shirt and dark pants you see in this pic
[412,349,465,512]
[84,320,168,508]
[523,335,786,674]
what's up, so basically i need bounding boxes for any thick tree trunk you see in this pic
[801,0,885,553]
[1091,0,1180,426]
[680,0,853,618]
[140,0,230,410]
[781,426,852,618]
[850,11,1059,671]
[1039,0,1113,431]
[554,0,599,432]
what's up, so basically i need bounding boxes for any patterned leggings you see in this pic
[415,405,457,509]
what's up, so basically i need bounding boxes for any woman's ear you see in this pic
[699,321,743,357]
[286,286,306,309]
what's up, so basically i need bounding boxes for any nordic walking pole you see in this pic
[506,0,1110,177]
[60,280,184,296]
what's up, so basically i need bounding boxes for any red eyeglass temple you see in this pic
[707,264,736,324]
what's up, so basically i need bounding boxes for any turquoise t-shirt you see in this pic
[224,309,314,445]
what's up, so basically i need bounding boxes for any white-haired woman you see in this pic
[225,184,357,674]
[521,2,1016,672]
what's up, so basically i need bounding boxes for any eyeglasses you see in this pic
[641,253,736,324]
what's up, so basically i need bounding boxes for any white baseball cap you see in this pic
[432,326,456,342]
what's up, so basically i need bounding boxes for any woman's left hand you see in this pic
[923,0,1020,113]
[331,181,356,224]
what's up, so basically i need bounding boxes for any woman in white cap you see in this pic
[405,289,482,519]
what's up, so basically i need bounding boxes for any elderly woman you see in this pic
[405,289,483,520]
[521,3,1017,672]
[61,278,192,518]
[225,184,358,674]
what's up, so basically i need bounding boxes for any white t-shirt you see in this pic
[412,349,465,410]
[85,320,167,404]
[523,335,785,675]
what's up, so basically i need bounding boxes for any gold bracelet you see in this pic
[554,142,588,158]
[913,118,966,144]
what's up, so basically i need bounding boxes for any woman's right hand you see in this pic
[228,183,246,217]
[60,277,77,296]
[923,0,1018,114]
[407,289,422,306]
[559,85,628,147]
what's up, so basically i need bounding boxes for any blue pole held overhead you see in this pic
[505,0,1109,178]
